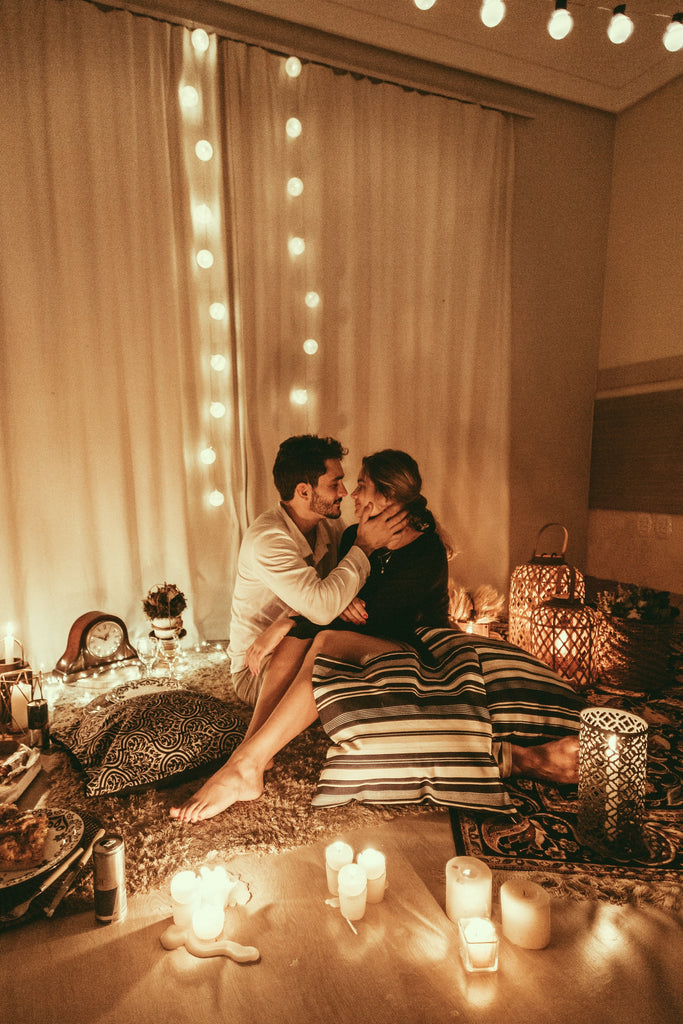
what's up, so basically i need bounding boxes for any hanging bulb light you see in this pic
[287,177,304,197]
[290,388,308,406]
[480,0,506,28]
[209,490,225,507]
[210,353,227,371]
[414,0,437,8]
[286,117,302,139]
[191,29,210,54]
[285,56,302,78]
[194,140,213,162]
[607,5,634,43]
[548,0,573,39]
[303,339,319,355]
[305,291,320,308]
[663,13,683,51]
[288,236,306,257]
[179,86,199,108]
[200,447,217,465]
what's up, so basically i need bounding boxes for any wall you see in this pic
[588,76,683,596]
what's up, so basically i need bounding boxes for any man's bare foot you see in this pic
[510,735,580,785]
[170,758,265,823]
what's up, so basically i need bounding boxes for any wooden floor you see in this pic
[3,809,683,1024]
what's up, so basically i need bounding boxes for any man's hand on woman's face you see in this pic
[355,501,407,555]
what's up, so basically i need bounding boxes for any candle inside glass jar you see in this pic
[357,848,386,903]
[458,917,499,972]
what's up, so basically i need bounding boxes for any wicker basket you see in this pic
[595,614,675,691]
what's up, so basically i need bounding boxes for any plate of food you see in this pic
[0,806,84,889]
[0,744,42,805]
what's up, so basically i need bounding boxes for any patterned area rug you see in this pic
[451,680,683,910]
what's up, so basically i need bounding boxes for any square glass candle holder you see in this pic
[458,917,499,973]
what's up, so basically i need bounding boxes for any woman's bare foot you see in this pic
[510,735,580,785]
[170,756,265,823]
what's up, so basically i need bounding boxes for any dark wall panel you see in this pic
[589,389,683,514]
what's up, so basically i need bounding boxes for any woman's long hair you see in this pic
[362,450,432,533]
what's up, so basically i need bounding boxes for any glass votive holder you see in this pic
[337,863,367,922]
[458,917,499,973]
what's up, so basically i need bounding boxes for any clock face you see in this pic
[86,620,124,658]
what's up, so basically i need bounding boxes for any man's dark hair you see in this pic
[273,435,348,500]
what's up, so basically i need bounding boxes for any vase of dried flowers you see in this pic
[143,582,187,639]
[595,584,680,691]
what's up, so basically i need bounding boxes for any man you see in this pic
[227,434,407,708]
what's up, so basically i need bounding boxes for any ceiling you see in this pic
[224,0,683,112]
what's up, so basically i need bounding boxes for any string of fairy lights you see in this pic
[180,37,318,510]
[414,0,683,49]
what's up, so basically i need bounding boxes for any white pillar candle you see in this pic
[3,632,15,666]
[192,903,225,941]
[10,682,29,731]
[500,879,551,949]
[445,856,492,922]
[458,917,499,972]
[325,840,354,895]
[199,865,231,907]
[170,870,202,928]
[337,863,367,922]
[357,849,386,903]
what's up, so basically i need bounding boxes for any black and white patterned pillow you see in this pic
[56,689,244,797]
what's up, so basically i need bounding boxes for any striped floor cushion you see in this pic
[311,628,585,812]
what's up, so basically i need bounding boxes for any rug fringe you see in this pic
[493,868,683,911]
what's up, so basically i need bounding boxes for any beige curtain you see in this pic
[222,42,513,590]
[0,0,513,670]
[0,0,243,665]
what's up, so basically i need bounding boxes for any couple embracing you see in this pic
[171,434,580,824]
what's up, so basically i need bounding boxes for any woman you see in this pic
[171,449,451,823]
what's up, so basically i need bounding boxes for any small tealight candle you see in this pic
[445,857,492,922]
[500,879,551,949]
[337,863,367,922]
[170,870,202,929]
[357,848,387,903]
[325,841,354,895]
[458,917,499,973]
[192,903,225,941]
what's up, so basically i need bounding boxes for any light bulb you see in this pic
[414,0,436,9]
[200,446,216,464]
[480,0,505,28]
[196,249,214,268]
[194,203,212,224]
[179,86,199,108]
[210,353,227,371]
[191,29,210,54]
[195,140,213,161]
[209,303,226,321]
[607,6,634,43]
[290,388,308,406]
[305,291,320,308]
[285,56,302,77]
[209,490,225,508]
[287,177,304,197]
[288,236,305,257]
[303,338,319,355]
[286,117,302,139]
[548,3,573,39]
[663,14,683,51]
[209,401,226,418]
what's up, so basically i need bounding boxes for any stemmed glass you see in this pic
[136,635,158,679]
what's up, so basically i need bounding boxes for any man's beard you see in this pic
[310,490,342,519]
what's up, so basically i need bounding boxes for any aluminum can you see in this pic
[93,833,127,923]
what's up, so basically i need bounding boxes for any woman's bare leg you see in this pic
[510,735,580,784]
[170,631,401,823]
[242,636,312,743]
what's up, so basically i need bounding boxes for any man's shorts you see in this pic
[231,653,272,708]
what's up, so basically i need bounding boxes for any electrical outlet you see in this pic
[636,513,653,538]
[654,514,672,540]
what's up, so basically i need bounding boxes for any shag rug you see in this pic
[451,680,683,911]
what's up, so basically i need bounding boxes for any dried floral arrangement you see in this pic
[142,582,187,620]
[596,584,680,624]
[448,583,506,624]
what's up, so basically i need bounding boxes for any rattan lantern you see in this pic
[508,523,585,652]
[529,595,598,689]
[577,707,648,851]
